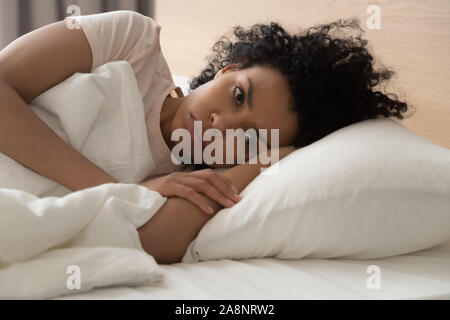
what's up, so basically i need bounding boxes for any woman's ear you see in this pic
[214,63,240,80]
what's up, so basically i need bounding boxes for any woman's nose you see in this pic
[209,112,216,125]
[210,111,247,132]
[210,112,233,132]
[210,112,228,130]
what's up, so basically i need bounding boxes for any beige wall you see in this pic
[155,0,450,149]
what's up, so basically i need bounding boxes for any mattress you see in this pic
[57,239,450,300]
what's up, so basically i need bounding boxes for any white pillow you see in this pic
[181,118,450,262]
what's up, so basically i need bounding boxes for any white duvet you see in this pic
[0,62,167,299]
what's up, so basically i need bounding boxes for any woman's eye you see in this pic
[234,86,245,105]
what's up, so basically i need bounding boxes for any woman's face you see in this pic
[170,64,299,167]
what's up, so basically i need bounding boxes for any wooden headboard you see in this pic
[156,0,450,149]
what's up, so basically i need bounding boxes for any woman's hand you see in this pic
[138,145,299,264]
[139,169,242,215]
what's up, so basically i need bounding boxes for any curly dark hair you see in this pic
[188,18,412,148]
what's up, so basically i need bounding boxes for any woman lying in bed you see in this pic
[0,11,408,264]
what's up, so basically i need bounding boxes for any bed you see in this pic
[0,61,447,302]
[50,74,450,300]
[1,0,449,299]
[59,240,450,300]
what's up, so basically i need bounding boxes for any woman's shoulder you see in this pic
[70,10,161,41]
[71,10,158,26]
[69,10,162,71]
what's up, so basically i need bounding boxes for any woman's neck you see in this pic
[160,87,185,151]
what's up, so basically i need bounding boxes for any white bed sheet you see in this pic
[56,240,450,300]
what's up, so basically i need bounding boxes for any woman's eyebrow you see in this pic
[246,76,254,109]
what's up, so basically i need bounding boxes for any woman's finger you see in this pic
[178,176,237,209]
[191,169,241,203]
[171,184,216,215]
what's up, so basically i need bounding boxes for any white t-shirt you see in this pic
[71,10,184,176]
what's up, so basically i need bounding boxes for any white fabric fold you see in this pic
[0,62,166,299]
[0,61,156,198]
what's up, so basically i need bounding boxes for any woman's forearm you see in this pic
[0,81,118,191]
[137,149,291,264]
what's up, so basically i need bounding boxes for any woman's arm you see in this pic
[137,146,295,264]
[0,20,118,191]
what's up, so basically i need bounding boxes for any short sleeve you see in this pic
[68,10,161,71]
